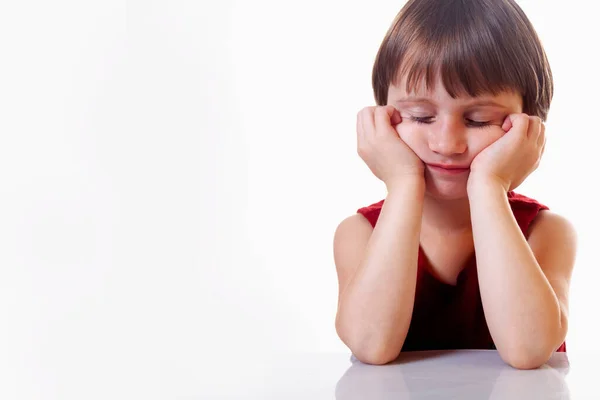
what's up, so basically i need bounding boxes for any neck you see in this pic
[421,194,473,234]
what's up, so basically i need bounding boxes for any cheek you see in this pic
[396,125,422,148]
[469,129,504,156]
[470,128,505,153]
[395,125,427,158]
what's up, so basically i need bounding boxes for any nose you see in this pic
[427,117,467,156]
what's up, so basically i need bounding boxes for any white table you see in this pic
[338,350,570,399]
[200,349,597,399]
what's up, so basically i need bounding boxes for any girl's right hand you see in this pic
[357,105,425,188]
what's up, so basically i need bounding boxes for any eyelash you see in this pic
[409,116,491,129]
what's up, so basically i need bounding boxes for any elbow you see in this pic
[335,317,402,365]
[500,325,568,370]
[501,351,550,370]
[499,339,561,370]
[352,346,400,365]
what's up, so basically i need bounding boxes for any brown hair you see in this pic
[372,0,553,120]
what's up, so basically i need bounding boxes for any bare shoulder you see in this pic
[527,210,578,275]
[333,214,374,294]
[527,210,578,248]
[334,213,374,236]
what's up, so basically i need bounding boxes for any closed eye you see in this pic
[409,116,491,129]
[409,116,434,124]
[466,119,491,128]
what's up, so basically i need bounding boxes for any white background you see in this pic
[0,0,597,398]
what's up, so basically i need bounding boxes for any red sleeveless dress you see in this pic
[356,191,567,353]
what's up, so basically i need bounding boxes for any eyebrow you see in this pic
[395,97,509,109]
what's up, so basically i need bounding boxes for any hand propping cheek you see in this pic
[469,113,544,191]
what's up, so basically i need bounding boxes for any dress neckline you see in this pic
[417,245,476,288]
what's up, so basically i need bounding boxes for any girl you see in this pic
[333,0,577,369]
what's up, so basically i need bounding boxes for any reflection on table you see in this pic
[336,350,569,399]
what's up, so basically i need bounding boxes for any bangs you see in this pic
[372,0,553,120]
[392,21,526,98]
[392,28,526,99]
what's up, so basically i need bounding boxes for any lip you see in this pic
[427,163,470,175]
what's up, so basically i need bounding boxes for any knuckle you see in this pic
[519,114,530,125]
[357,145,369,158]
[358,106,371,116]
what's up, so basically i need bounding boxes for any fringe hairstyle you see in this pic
[372,0,553,120]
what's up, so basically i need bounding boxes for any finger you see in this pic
[366,107,376,139]
[389,106,402,126]
[357,109,366,141]
[374,105,394,137]
[537,122,546,147]
[508,113,530,140]
[357,108,373,154]
[356,110,363,152]
[540,132,546,155]
[527,116,542,140]
[502,115,513,132]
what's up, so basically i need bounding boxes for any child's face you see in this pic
[387,73,522,200]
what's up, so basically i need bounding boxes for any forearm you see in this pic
[337,178,425,363]
[468,180,563,366]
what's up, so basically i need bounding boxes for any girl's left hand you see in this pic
[468,113,546,192]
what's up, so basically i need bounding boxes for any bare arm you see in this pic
[468,180,577,369]
[334,178,425,364]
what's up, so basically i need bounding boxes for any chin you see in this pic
[424,176,469,200]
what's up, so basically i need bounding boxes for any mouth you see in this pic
[426,163,470,175]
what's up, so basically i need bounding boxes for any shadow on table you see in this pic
[335,350,570,399]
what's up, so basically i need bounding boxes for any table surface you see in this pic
[200,349,598,399]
